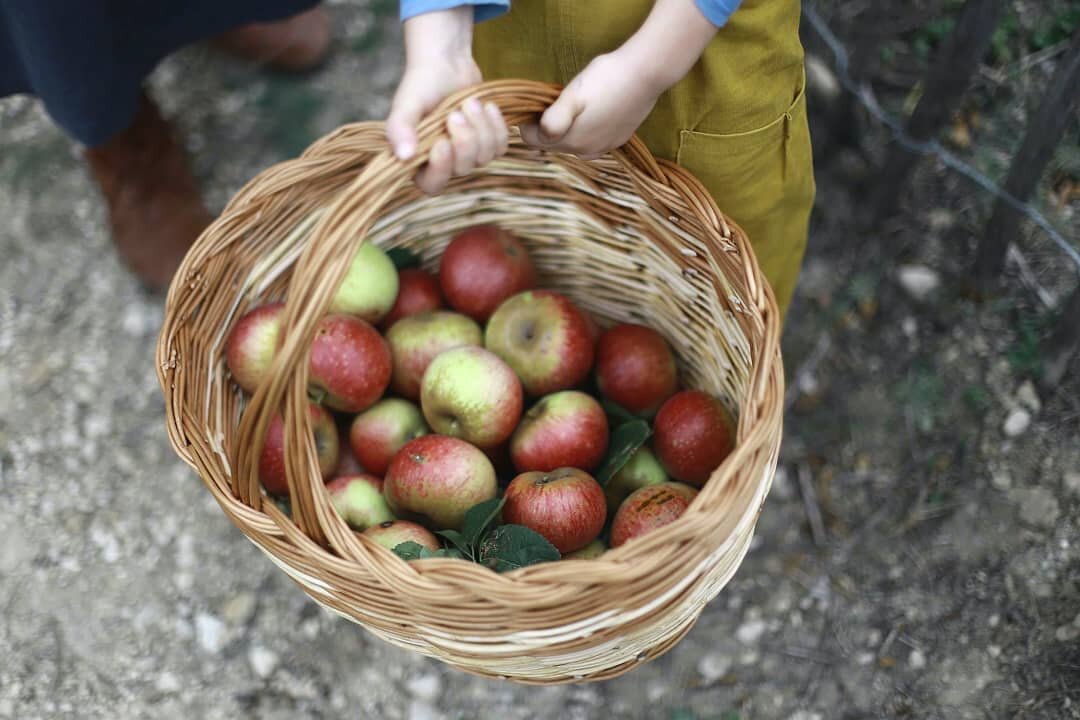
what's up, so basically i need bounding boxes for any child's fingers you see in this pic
[486,102,510,156]
[447,111,479,177]
[416,138,453,195]
[386,87,425,160]
[538,89,585,144]
[460,99,496,165]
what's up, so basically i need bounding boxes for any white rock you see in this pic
[909,649,927,669]
[771,465,795,500]
[788,711,824,720]
[1064,471,1080,496]
[991,470,1012,490]
[646,682,667,702]
[195,613,227,654]
[988,614,1000,628]
[1016,381,1041,413]
[1055,624,1080,642]
[856,651,875,666]
[897,265,940,301]
[697,653,732,682]
[407,700,441,720]
[988,645,1001,658]
[902,316,918,338]
[736,618,767,645]
[248,646,279,679]
[222,592,257,626]
[866,629,882,647]
[155,672,182,694]
[1014,488,1061,529]
[1003,409,1031,437]
[406,673,442,702]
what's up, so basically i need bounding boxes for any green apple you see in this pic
[326,473,395,530]
[385,311,483,399]
[328,242,399,323]
[420,346,523,449]
[604,445,668,515]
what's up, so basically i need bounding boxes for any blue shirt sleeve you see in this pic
[400,1,510,23]
[694,0,743,27]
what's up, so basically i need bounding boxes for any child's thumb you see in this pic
[538,92,583,144]
[386,94,424,160]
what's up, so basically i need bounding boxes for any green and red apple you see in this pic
[349,398,429,476]
[328,241,399,323]
[510,390,608,473]
[604,445,667,515]
[564,539,607,560]
[361,520,440,551]
[385,310,482,399]
[610,481,698,547]
[382,435,497,530]
[380,268,443,329]
[485,290,595,396]
[259,403,339,496]
[419,346,523,449]
[225,302,284,393]
[326,473,395,530]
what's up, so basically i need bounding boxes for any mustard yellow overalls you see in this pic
[474,0,815,319]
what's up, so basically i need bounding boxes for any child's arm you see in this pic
[521,0,738,157]
[386,5,509,194]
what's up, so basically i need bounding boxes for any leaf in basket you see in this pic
[436,529,473,560]
[478,524,561,573]
[386,247,422,270]
[391,541,428,561]
[461,497,506,548]
[596,419,652,487]
[601,399,641,425]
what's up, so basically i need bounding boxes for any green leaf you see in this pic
[391,541,427,561]
[386,246,421,270]
[478,524,560,573]
[595,419,652,487]
[461,497,506,548]
[436,529,473,560]
[601,399,639,425]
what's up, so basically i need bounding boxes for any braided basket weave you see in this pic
[156,80,783,684]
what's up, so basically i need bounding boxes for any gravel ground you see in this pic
[2,2,1077,718]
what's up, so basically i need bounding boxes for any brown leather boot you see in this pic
[212,5,332,72]
[84,92,212,292]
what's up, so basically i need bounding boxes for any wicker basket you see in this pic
[156,80,783,684]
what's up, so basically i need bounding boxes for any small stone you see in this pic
[155,672,182,694]
[991,470,1012,490]
[1014,487,1061,529]
[897,265,940,301]
[988,645,1001,658]
[697,653,732,682]
[771,465,795,501]
[739,649,760,665]
[406,673,442,702]
[300,617,320,639]
[856,651,875,666]
[736,618,767,645]
[408,700,440,720]
[248,646,279,679]
[988,614,1000,628]
[195,613,227,654]
[222,592,257,627]
[1064,471,1080,497]
[646,682,666,702]
[1003,409,1031,437]
[866,629,882,647]
[1055,624,1080,643]
[902,316,918,338]
[1016,381,1041,413]
[788,711,823,720]
[909,649,926,669]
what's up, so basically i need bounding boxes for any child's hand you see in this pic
[521,0,720,159]
[519,49,664,159]
[386,8,509,195]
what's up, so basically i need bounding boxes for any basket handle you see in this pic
[233,80,667,543]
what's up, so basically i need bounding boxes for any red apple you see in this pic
[596,323,678,417]
[383,435,497,530]
[259,403,340,496]
[380,268,444,329]
[386,310,483,399]
[361,520,440,551]
[326,473,395,530]
[502,467,606,554]
[308,314,392,413]
[484,290,594,396]
[333,423,365,476]
[510,391,609,473]
[349,398,429,476]
[439,225,537,321]
[653,390,736,486]
[225,302,284,393]
[420,346,523,449]
[610,482,698,548]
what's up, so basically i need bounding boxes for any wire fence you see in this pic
[802,1,1080,274]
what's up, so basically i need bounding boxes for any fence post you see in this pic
[974,36,1080,295]
[868,0,1007,220]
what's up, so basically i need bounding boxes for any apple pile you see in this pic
[226,225,736,571]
